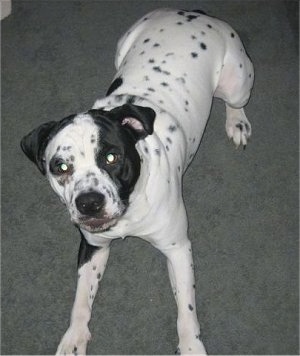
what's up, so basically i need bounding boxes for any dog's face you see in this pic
[21,104,156,232]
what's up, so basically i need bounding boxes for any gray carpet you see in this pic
[1,1,299,355]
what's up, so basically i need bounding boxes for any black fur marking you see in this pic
[192,9,207,15]
[77,230,100,268]
[175,347,181,355]
[126,95,136,104]
[200,42,207,50]
[186,15,198,22]
[106,77,123,96]
[89,105,155,202]
[236,123,243,131]
[153,66,162,73]
[188,304,194,311]
[191,52,198,58]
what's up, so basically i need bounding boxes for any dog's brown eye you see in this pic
[57,162,70,174]
[106,153,118,165]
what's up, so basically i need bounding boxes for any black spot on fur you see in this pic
[188,304,194,311]
[126,95,136,104]
[186,15,198,22]
[236,123,243,131]
[77,230,100,268]
[143,38,150,43]
[200,42,207,50]
[106,77,123,96]
[192,9,207,15]
[231,32,235,38]
[191,52,198,58]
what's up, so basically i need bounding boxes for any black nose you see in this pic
[75,192,105,216]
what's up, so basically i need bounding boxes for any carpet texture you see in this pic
[1,1,299,355]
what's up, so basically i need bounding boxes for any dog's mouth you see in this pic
[74,216,118,233]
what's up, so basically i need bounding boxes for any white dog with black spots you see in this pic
[21,8,254,355]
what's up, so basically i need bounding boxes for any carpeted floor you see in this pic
[1,1,299,355]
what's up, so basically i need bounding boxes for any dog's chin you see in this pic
[75,217,118,233]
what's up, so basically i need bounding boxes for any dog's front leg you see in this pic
[161,238,207,355]
[56,233,111,355]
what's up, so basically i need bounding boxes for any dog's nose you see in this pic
[75,192,105,216]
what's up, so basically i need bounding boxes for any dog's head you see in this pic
[21,104,156,232]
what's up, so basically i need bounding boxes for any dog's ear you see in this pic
[21,114,75,175]
[111,104,156,140]
[20,121,58,175]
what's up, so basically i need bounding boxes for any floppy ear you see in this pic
[20,121,58,175]
[111,104,156,140]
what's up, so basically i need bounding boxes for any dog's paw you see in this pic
[225,107,252,148]
[56,325,91,356]
[176,336,207,355]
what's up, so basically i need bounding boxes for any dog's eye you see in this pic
[106,153,118,165]
[57,162,71,174]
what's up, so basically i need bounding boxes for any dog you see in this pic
[21,8,254,355]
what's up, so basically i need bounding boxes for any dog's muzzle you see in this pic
[74,191,117,232]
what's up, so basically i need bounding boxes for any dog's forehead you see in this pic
[46,114,99,157]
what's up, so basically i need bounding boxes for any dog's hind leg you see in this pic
[214,26,254,148]
[56,233,111,355]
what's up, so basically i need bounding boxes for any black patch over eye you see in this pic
[105,153,119,165]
